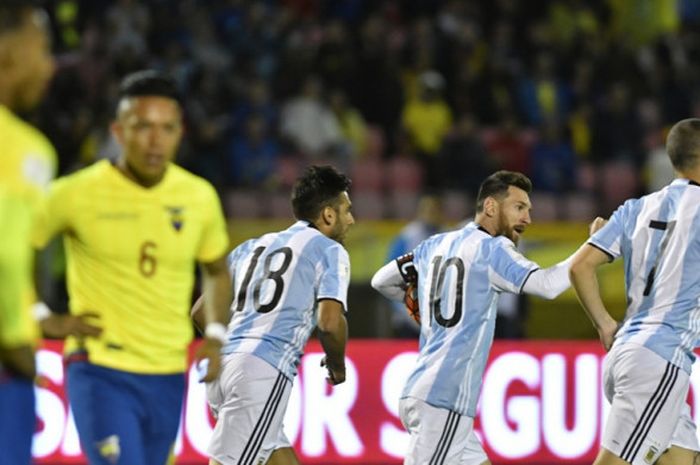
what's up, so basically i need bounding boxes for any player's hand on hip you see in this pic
[588,216,608,235]
[195,338,222,383]
[598,320,620,352]
[320,357,346,385]
[0,345,36,380]
[40,312,103,339]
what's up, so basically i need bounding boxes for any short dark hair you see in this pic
[292,165,352,222]
[0,3,40,36]
[476,170,532,212]
[666,118,700,172]
[118,70,182,104]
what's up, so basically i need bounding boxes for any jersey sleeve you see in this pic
[317,244,351,312]
[31,176,73,249]
[488,237,539,294]
[196,183,229,263]
[588,199,636,261]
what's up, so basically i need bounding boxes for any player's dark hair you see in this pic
[666,118,700,172]
[118,70,182,104]
[476,170,532,212]
[292,165,351,222]
[0,3,40,36]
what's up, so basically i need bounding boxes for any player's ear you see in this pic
[110,120,123,143]
[322,205,336,225]
[483,196,497,217]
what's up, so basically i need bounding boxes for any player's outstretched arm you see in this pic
[569,244,619,351]
[317,299,347,385]
[520,216,609,300]
[371,261,407,301]
[194,255,232,382]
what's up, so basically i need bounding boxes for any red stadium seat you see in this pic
[352,191,385,219]
[269,191,292,218]
[387,191,420,220]
[362,125,386,160]
[276,156,302,189]
[351,158,384,193]
[529,192,559,221]
[601,161,639,213]
[564,192,596,221]
[443,190,474,222]
[386,156,423,193]
[225,189,263,218]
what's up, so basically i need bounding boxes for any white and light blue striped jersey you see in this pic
[221,221,350,379]
[403,222,538,416]
[589,179,700,374]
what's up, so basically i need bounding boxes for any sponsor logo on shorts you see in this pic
[96,434,120,464]
[644,445,659,464]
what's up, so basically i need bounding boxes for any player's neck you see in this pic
[474,213,497,236]
[0,88,17,111]
[115,158,165,188]
[678,169,700,185]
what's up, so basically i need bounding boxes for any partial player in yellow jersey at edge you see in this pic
[0,3,56,465]
[31,70,232,465]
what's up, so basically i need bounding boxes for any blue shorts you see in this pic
[0,374,35,465]
[66,361,185,465]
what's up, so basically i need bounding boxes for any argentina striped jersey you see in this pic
[403,222,538,416]
[589,179,700,374]
[221,221,350,379]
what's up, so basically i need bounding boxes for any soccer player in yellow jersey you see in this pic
[0,3,56,465]
[32,70,232,465]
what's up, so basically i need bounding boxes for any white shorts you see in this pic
[399,397,488,465]
[207,353,292,465]
[602,343,699,465]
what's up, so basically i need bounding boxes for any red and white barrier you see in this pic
[32,340,700,464]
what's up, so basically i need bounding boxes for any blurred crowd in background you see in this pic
[33,0,700,222]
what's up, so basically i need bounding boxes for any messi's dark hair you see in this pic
[118,70,182,104]
[476,170,532,212]
[292,165,351,222]
[666,118,700,172]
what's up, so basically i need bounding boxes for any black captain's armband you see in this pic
[395,253,417,285]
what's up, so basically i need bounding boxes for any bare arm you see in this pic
[317,299,348,385]
[193,255,232,382]
[199,255,232,327]
[191,294,206,334]
[33,250,102,339]
[569,244,619,350]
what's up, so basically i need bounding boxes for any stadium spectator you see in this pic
[224,113,280,189]
[280,75,347,163]
[401,70,453,188]
[385,193,444,337]
[530,119,577,194]
[439,113,493,194]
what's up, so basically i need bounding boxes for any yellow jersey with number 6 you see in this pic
[32,159,229,374]
[0,105,56,349]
